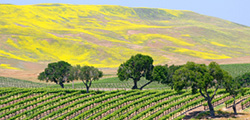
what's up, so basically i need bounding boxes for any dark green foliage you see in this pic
[71,65,103,93]
[224,74,241,97]
[173,66,195,91]
[117,54,154,89]
[151,65,168,83]
[173,61,230,117]
[161,64,182,89]
[38,61,72,88]
[224,72,249,115]
[235,72,250,87]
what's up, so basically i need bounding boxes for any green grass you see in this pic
[214,104,225,110]
[195,110,231,119]
[243,106,250,112]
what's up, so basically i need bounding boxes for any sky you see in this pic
[1,0,249,26]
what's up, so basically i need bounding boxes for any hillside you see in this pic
[0,3,250,72]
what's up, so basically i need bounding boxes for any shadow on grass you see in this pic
[184,110,247,120]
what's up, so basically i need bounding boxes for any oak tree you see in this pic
[38,61,72,88]
[173,61,230,117]
[224,72,249,115]
[71,65,103,93]
[161,64,183,89]
[117,54,154,90]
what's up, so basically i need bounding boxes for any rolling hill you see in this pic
[0,3,250,72]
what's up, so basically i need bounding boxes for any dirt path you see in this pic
[181,97,250,120]
[181,104,205,119]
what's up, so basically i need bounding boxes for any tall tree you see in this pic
[71,65,103,93]
[173,61,229,117]
[38,61,72,88]
[117,54,154,90]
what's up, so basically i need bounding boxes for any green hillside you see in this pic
[0,4,250,70]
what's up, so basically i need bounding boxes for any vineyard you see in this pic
[220,63,250,78]
[0,63,250,119]
[0,77,168,90]
[49,77,169,90]
[1,88,250,120]
[0,77,46,88]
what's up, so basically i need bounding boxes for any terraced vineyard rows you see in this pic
[1,88,250,120]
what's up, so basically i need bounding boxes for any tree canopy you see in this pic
[71,65,103,93]
[173,61,230,117]
[151,65,168,83]
[117,54,154,89]
[235,72,250,87]
[224,72,249,114]
[161,64,182,89]
[38,61,72,88]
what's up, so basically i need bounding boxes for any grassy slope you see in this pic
[0,4,250,70]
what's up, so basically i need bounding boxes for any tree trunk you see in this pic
[140,80,153,90]
[200,88,217,118]
[86,86,90,93]
[59,82,64,88]
[132,80,138,89]
[207,99,215,117]
[233,96,237,115]
[170,84,174,90]
[72,80,74,89]
[83,81,91,93]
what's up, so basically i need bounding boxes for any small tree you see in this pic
[173,61,229,117]
[117,54,154,90]
[224,72,250,114]
[38,61,72,88]
[223,73,244,115]
[71,65,103,93]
